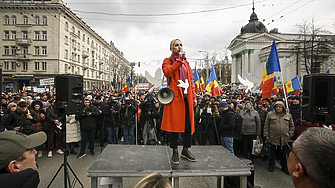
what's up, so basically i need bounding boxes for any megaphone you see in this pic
[157,87,174,104]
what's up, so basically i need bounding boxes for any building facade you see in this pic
[0,0,131,92]
[228,8,335,85]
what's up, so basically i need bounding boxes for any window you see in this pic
[4,15,9,25]
[34,46,40,55]
[78,55,80,63]
[42,62,47,70]
[34,31,40,40]
[64,64,68,73]
[22,31,28,39]
[71,65,74,74]
[78,30,81,39]
[65,36,68,45]
[87,69,89,77]
[4,62,9,70]
[11,15,16,25]
[87,37,89,45]
[34,62,39,70]
[72,26,75,33]
[78,42,80,50]
[34,16,40,25]
[11,31,16,40]
[11,46,16,55]
[23,16,28,24]
[77,67,80,75]
[65,22,68,31]
[41,16,47,25]
[23,47,28,55]
[41,46,47,55]
[83,34,85,42]
[42,31,47,40]
[22,62,28,71]
[65,49,68,59]
[4,31,9,40]
[71,52,75,61]
[11,62,16,70]
[72,39,76,49]
[3,46,9,55]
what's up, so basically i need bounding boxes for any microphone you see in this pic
[179,48,187,60]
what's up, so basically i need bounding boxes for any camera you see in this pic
[124,97,132,105]
[83,107,91,115]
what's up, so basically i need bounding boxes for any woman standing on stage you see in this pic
[161,39,197,164]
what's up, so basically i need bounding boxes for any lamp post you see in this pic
[198,50,209,81]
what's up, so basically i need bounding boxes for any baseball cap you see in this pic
[18,101,27,107]
[219,101,228,108]
[0,131,47,169]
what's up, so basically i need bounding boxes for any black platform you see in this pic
[88,145,251,188]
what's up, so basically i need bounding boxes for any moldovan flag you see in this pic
[199,72,206,92]
[272,76,279,95]
[205,65,222,96]
[121,76,131,92]
[22,84,27,93]
[259,40,281,99]
[193,67,200,94]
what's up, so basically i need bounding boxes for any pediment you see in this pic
[247,33,284,42]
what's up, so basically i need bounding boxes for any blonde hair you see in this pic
[170,39,181,51]
[134,173,172,188]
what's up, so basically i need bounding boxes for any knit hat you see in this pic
[0,131,47,169]
[7,102,17,110]
[237,104,244,110]
[219,101,228,108]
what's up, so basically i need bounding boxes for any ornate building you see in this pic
[0,0,131,91]
[228,7,334,85]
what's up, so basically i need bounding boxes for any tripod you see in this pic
[47,114,84,188]
[200,113,220,145]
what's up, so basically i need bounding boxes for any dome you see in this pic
[240,10,268,35]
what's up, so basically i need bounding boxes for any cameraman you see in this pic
[92,95,108,147]
[75,98,99,158]
[105,97,121,144]
[139,93,158,145]
[195,92,219,145]
[120,92,138,145]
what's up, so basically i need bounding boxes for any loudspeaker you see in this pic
[302,74,335,123]
[157,87,174,104]
[55,74,83,114]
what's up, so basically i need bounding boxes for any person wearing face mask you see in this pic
[289,96,302,124]
[240,100,261,162]
[161,39,197,165]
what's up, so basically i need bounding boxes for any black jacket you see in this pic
[289,104,302,124]
[0,168,40,188]
[2,109,37,135]
[45,105,60,131]
[105,102,121,128]
[218,108,236,137]
[120,99,138,126]
[139,100,158,129]
[75,104,99,130]
[92,102,108,123]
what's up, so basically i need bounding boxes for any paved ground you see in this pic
[37,143,294,188]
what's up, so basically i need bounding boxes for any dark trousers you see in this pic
[80,128,96,154]
[269,145,288,170]
[47,131,62,151]
[242,135,256,161]
[96,122,104,146]
[169,98,192,149]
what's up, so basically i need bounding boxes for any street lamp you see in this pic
[198,50,209,81]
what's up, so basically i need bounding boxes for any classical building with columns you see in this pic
[0,0,131,91]
[228,8,334,85]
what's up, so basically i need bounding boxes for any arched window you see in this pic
[83,34,85,42]
[34,16,40,25]
[4,15,9,25]
[41,16,47,25]
[87,37,90,45]
[11,15,16,25]
[78,30,81,38]
[72,26,75,33]
[23,16,28,24]
[65,22,68,31]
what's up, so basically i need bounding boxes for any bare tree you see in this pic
[288,18,335,74]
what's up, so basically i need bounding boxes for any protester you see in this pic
[218,101,235,154]
[92,95,108,148]
[120,92,138,145]
[0,131,47,188]
[30,100,46,158]
[66,114,81,155]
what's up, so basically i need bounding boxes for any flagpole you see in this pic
[280,72,289,109]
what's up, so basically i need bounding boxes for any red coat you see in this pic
[161,56,196,134]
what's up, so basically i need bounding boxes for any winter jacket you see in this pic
[218,108,236,137]
[105,102,121,128]
[45,105,60,131]
[2,109,38,135]
[240,109,261,136]
[92,102,108,123]
[234,111,243,140]
[289,103,302,124]
[0,168,40,188]
[75,105,99,130]
[66,115,81,143]
[120,99,138,126]
[264,101,295,146]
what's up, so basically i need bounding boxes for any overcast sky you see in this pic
[63,0,335,76]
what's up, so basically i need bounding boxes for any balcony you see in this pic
[82,51,89,58]
[99,59,104,65]
[16,54,31,60]
[70,31,78,38]
[16,38,32,46]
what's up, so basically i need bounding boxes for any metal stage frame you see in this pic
[88,145,251,188]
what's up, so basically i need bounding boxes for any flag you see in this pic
[121,76,131,92]
[22,84,27,93]
[326,68,330,74]
[272,76,279,95]
[43,86,47,94]
[193,67,200,94]
[285,80,294,93]
[205,65,222,96]
[260,40,281,99]
[199,72,205,91]
[50,84,54,92]
[291,76,301,91]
